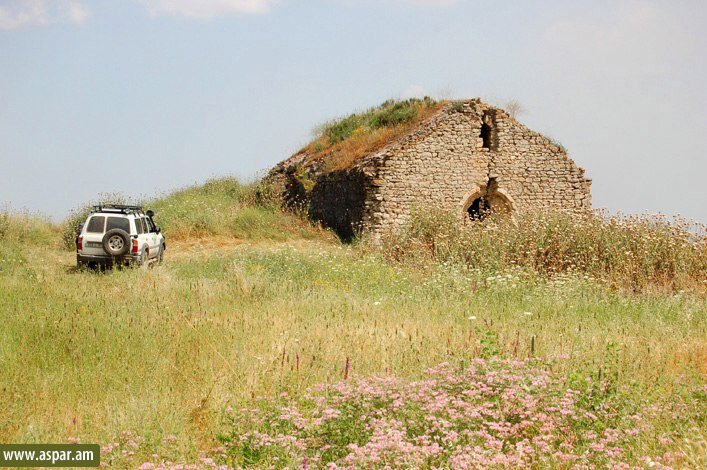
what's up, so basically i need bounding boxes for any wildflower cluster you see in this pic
[221,360,695,468]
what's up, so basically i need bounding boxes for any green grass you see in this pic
[314,97,437,145]
[58,177,329,248]
[148,178,326,242]
[0,182,705,467]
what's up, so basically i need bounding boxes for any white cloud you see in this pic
[0,0,89,31]
[137,0,279,19]
[401,84,428,99]
[65,0,89,24]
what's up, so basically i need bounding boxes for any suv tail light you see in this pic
[77,236,83,251]
[131,239,138,254]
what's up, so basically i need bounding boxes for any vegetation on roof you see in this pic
[316,97,438,145]
[299,97,444,172]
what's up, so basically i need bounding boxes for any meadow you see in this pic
[0,178,705,468]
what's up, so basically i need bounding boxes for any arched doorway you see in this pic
[466,195,490,220]
[462,178,513,221]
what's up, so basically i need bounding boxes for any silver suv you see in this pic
[76,205,166,269]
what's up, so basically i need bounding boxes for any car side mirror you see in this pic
[154,226,161,234]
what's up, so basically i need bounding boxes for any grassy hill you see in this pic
[0,179,705,468]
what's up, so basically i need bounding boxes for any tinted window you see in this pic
[106,216,130,233]
[145,217,156,232]
[135,218,143,234]
[86,216,105,233]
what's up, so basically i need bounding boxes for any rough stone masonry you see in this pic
[269,99,592,240]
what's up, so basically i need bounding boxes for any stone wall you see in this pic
[269,99,591,240]
[356,100,591,237]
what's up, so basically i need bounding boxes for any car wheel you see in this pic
[102,229,130,256]
[157,244,165,265]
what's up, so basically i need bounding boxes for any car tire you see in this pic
[157,244,165,265]
[102,229,130,256]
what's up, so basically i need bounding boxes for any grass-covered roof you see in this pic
[294,97,445,172]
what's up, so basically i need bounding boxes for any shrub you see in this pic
[369,100,420,128]
[322,114,365,145]
[504,99,525,119]
[60,193,128,250]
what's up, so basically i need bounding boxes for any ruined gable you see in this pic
[269,99,592,240]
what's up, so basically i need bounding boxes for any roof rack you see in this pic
[92,204,144,214]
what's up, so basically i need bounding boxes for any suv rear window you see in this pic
[106,217,130,233]
[86,216,105,233]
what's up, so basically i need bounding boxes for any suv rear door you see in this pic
[81,215,106,255]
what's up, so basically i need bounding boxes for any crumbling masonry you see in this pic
[269,99,592,240]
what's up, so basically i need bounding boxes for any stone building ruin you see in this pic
[269,98,592,240]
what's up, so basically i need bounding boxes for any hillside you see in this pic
[0,179,705,468]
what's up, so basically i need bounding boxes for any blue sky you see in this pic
[1,0,705,222]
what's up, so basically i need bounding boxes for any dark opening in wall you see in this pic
[480,123,492,149]
[309,169,368,242]
[467,196,490,221]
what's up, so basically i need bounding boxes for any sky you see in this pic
[0,0,705,222]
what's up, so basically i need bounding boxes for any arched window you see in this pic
[480,122,492,149]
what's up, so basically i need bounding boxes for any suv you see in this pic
[76,205,166,269]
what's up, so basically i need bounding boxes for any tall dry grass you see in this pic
[0,209,57,245]
[373,209,706,293]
